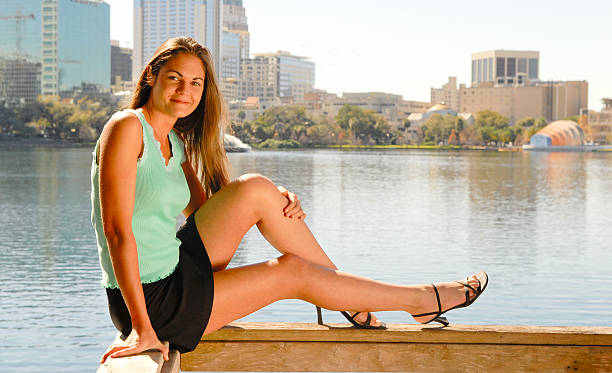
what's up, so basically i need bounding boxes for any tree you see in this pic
[0,105,27,135]
[230,120,252,143]
[511,117,548,146]
[478,125,496,144]
[235,105,320,145]
[515,117,547,128]
[473,110,513,146]
[448,129,459,145]
[6,95,116,140]
[335,105,391,145]
[421,114,459,144]
[475,110,509,129]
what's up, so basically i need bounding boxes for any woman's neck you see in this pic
[141,103,177,140]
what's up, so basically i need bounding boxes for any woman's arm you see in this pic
[98,113,168,362]
[182,157,208,217]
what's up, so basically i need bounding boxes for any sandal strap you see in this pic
[365,312,372,326]
[347,311,375,327]
[460,275,483,292]
[456,276,483,306]
[348,312,361,321]
[412,284,442,318]
[456,281,471,306]
[433,284,441,313]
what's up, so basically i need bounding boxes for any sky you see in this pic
[106,0,611,110]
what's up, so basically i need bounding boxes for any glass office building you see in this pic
[278,54,315,102]
[133,0,223,80]
[242,52,315,103]
[53,0,110,93]
[0,1,42,103]
[222,31,240,80]
[1,0,110,99]
[0,1,42,59]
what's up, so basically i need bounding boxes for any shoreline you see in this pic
[252,144,523,152]
[322,144,511,151]
[0,136,95,148]
[0,136,508,151]
[3,136,611,152]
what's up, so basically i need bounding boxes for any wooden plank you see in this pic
[160,350,180,373]
[200,322,612,346]
[182,342,612,372]
[180,323,612,372]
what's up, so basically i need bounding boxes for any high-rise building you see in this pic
[111,40,132,85]
[221,0,249,102]
[429,50,585,124]
[223,0,249,59]
[221,31,240,101]
[0,56,41,104]
[471,50,539,87]
[241,51,315,103]
[239,55,279,102]
[221,32,240,80]
[133,0,223,81]
[0,0,110,99]
[430,76,461,111]
[459,80,588,123]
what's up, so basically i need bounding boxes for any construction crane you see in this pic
[0,12,36,56]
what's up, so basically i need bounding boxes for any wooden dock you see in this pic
[99,322,612,372]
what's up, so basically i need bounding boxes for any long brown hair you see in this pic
[130,36,230,196]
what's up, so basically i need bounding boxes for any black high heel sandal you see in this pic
[316,306,387,329]
[412,271,488,326]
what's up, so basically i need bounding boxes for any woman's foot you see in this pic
[343,311,385,328]
[316,307,385,329]
[410,273,486,324]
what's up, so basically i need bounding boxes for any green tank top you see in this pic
[91,109,191,288]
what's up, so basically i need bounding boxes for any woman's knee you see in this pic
[234,173,280,209]
[276,254,314,291]
[236,173,275,189]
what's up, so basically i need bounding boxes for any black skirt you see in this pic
[105,213,215,353]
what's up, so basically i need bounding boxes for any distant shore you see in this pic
[255,144,523,152]
[3,136,610,152]
[323,144,512,151]
[0,136,94,148]
[2,137,504,151]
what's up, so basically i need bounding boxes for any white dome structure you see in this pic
[529,120,583,147]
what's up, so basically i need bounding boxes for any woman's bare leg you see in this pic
[195,174,335,270]
[195,174,382,325]
[203,253,480,334]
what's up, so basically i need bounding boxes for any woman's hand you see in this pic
[100,327,169,364]
[277,186,306,219]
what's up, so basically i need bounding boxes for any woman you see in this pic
[93,37,487,363]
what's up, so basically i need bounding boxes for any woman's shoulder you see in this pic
[109,109,142,128]
[98,110,144,155]
[102,110,143,137]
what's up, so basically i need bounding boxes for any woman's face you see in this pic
[148,52,206,119]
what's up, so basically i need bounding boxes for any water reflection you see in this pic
[1,147,610,372]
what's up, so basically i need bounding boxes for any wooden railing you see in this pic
[99,322,612,372]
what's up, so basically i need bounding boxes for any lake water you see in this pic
[1,146,611,372]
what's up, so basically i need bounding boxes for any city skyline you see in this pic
[108,0,610,110]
